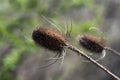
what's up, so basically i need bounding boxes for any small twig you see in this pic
[104,47,120,57]
[66,43,120,80]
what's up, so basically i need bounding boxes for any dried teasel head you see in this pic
[76,34,106,53]
[32,26,67,53]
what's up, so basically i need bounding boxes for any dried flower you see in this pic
[32,26,67,53]
[77,34,106,53]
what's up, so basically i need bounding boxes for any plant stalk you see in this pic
[104,47,120,56]
[66,44,120,80]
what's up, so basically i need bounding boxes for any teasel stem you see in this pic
[104,47,120,57]
[65,43,120,80]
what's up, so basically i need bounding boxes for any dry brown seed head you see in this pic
[32,26,67,53]
[77,34,106,53]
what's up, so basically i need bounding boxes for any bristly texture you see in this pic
[77,34,106,53]
[32,26,67,53]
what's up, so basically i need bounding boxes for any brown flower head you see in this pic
[32,26,67,53]
[77,34,106,53]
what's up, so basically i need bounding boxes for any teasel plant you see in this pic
[32,26,67,67]
[32,18,120,80]
[32,16,73,69]
[76,27,120,62]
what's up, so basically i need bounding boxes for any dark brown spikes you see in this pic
[77,34,106,53]
[32,26,67,53]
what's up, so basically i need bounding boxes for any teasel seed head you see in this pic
[32,26,67,53]
[77,34,106,53]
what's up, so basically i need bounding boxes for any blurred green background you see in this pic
[0,0,120,80]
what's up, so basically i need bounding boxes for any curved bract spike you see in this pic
[41,16,62,33]
[89,27,101,33]
[89,26,108,41]
[95,49,106,61]
[60,49,66,65]
[37,53,61,70]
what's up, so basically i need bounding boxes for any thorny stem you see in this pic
[66,43,120,80]
[104,47,120,57]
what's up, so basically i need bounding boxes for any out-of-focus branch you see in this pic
[0,44,12,57]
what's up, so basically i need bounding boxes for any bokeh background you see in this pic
[0,0,120,80]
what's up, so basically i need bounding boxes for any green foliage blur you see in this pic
[0,0,102,80]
